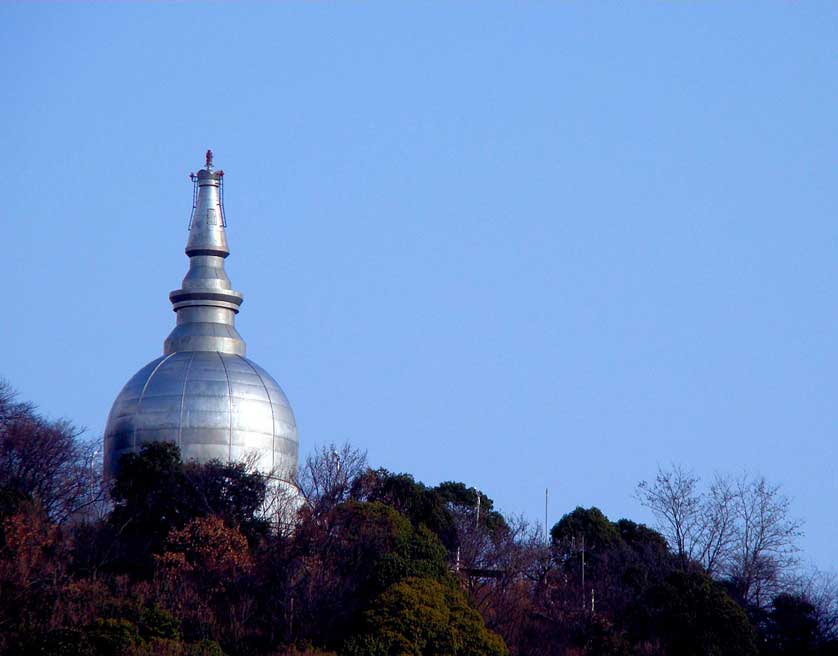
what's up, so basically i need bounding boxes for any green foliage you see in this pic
[350,469,458,549]
[5,378,836,656]
[551,506,621,553]
[614,518,676,595]
[328,501,450,595]
[182,459,269,540]
[139,605,181,641]
[108,442,267,578]
[86,618,142,656]
[641,571,759,656]
[542,507,752,656]
[282,501,453,651]
[109,443,191,576]
[616,518,669,555]
[762,593,821,655]
[550,506,649,601]
[343,577,507,656]
[184,640,225,656]
[434,481,508,534]
[27,623,223,656]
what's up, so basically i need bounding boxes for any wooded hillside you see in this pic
[1,382,835,656]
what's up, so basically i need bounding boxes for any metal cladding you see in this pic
[104,151,298,482]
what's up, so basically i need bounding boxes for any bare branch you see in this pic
[637,465,803,608]
[293,442,367,518]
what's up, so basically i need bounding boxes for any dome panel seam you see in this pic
[177,352,196,451]
[132,353,177,453]
[236,354,276,475]
[217,351,233,462]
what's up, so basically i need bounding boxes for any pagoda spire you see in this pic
[164,150,246,356]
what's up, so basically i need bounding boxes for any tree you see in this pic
[108,442,192,577]
[85,618,143,656]
[550,506,621,555]
[181,457,270,541]
[793,569,838,644]
[0,499,70,646]
[547,508,676,626]
[725,475,803,608]
[108,442,269,579]
[344,576,508,656]
[351,469,457,550]
[0,381,103,525]
[435,482,508,535]
[641,571,759,656]
[456,513,547,652]
[280,501,450,650]
[158,516,253,592]
[637,465,802,607]
[155,516,256,648]
[434,481,508,566]
[762,593,821,655]
[295,443,367,519]
[550,506,622,606]
[635,465,735,574]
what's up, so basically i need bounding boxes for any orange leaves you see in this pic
[154,515,253,614]
[162,516,252,580]
[0,502,61,587]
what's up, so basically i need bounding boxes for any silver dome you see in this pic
[104,352,297,479]
[104,151,298,482]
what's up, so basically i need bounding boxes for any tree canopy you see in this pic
[0,384,833,656]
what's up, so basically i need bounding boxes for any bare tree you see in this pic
[0,381,105,524]
[725,474,803,607]
[294,442,367,518]
[463,514,549,647]
[636,465,707,570]
[699,474,737,576]
[638,465,803,608]
[792,568,838,642]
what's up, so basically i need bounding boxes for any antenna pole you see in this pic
[544,488,549,543]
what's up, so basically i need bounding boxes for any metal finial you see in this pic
[205,149,213,170]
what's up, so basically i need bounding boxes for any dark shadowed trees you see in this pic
[108,442,268,579]
[762,593,821,656]
[640,571,759,656]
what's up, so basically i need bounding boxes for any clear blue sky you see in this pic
[1,3,836,569]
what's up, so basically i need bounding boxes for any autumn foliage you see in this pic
[0,382,836,655]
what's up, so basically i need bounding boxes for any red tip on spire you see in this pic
[205,149,213,169]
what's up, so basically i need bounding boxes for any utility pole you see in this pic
[475,490,481,529]
[580,535,586,612]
